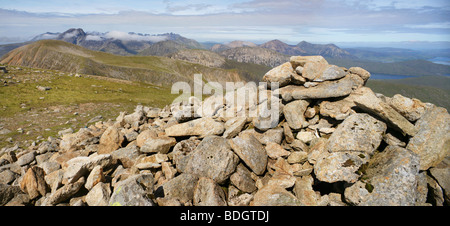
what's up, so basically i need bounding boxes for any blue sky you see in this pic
[0,0,449,47]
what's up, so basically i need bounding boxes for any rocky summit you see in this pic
[1,55,449,206]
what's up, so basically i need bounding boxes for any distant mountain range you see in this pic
[24,28,356,64]
[0,39,244,86]
[1,28,449,84]
[30,28,203,56]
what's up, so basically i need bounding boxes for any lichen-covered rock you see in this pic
[290,55,328,69]
[165,117,224,137]
[109,174,154,206]
[262,62,294,87]
[326,113,386,155]
[140,136,177,154]
[172,138,200,173]
[184,136,239,183]
[279,74,358,101]
[193,177,227,206]
[349,67,371,82]
[85,182,111,206]
[429,166,450,205]
[314,151,370,183]
[229,133,268,175]
[250,184,302,206]
[157,173,199,204]
[20,166,48,199]
[406,106,450,170]
[283,100,309,130]
[230,164,257,193]
[353,87,417,136]
[344,146,420,206]
[98,126,124,154]
[387,94,426,122]
[5,56,450,207]
[47,176,85,205]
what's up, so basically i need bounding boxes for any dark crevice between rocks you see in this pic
[312,179,352,205]
[425,170,449,206]
[311,176,347,196]
[154,185,165,199]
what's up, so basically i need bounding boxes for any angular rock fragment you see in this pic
[326,113,386,155]
[47,176,85,205]
[158,173,199,204]
[283,100,309,130]
[406,106,450,170]
[184,136,239,183]
[313,65,347,82]
[250,184,302,206]
[252,96,282,131]
[353,87,417,136]
[279,74,357,101]
[140,136,177,154]
[98,126,124,154]
[344,146,420,206]
[20,166,48,199]
[293,175,320,206]
[223,117,247,139]
[85,182,111,206]
[349,67,370,82]
[290,55,328,69]
[165,117,224,137]
[314,151,370,183]
[193,177,227,206]
[229,133,268,175]
[262,62,294,87]
[109,174,154,206]
[230,164,257,193]
[63,154,113,184]
[387,94,426,122]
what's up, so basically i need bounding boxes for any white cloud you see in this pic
[103,30,167,42]
[40,33,59,39]
[63,31,77,39]
[404,22,450,29]
[85,34,103,41]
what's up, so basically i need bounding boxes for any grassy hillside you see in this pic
[366,76,450,111]
[0,65,178,149]
[0,40,243,87]
[221,59,271,82]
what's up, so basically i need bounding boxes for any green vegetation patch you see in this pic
[0,73,176,117]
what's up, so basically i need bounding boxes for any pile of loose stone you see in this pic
[1,56,449,206]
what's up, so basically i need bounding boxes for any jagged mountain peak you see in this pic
[56,28,87,44]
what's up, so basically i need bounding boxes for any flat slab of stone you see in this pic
[279,74,357,101]
[165,117,224,137]
[352,87,418,136]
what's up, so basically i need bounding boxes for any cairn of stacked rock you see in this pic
[1,56,449,206]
